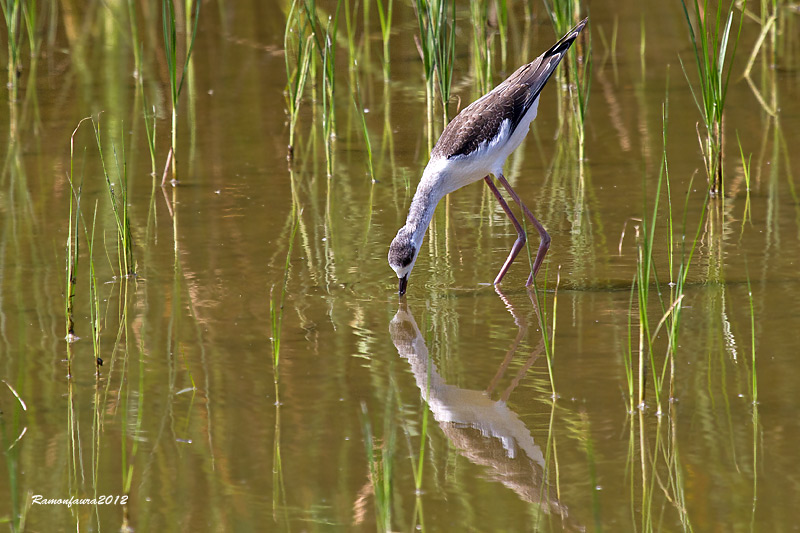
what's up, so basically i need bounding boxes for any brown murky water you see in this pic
[2,1,799,531]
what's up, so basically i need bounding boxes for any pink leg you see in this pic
[496,174,550,285]
[483,176,526,285]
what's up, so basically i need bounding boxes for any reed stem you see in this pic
[162,0,200,181]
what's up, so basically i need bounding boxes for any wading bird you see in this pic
[388,18,587,296]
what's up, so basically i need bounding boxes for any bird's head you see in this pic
[388,226,418,296]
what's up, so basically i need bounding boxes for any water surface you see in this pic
[1,1,799,531]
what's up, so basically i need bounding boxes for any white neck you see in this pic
[404,165,449,248]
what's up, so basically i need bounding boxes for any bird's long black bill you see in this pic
[398,274,409,297]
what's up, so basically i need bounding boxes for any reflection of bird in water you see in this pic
[389,291,582,529]
[388,19,588,295]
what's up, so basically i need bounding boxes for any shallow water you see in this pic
[2,0,800,531]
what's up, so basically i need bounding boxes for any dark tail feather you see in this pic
[544,17,588,58]
[515,17,587,95]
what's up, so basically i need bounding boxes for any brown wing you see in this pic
[431,18,587,160]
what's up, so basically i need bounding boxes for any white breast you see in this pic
[429,95,541,196]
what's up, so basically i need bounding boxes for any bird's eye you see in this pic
[399,246,415,267]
